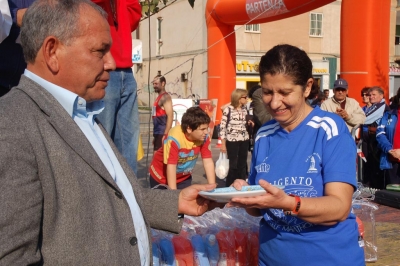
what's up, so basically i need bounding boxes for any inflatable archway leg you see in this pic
[341,0,391,103]
[207,17,236,122]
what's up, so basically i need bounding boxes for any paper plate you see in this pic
[199,185,285,203]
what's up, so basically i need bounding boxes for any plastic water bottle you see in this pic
[191,234,211,266]
[247,231,259,266]
[204,234,219,266]
[159,238,177,266]
[172,235,194,266]
[216,230,235,266]
[152,242,161,266]
[233,228,247,265]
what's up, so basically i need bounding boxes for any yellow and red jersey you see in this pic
[149,125,212,185]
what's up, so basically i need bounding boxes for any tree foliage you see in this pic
[140,0,195,19]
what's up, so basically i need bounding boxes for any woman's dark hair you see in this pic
[307,84,320,100]
[390,87,400,108]
[259,44,316,95]
[181,107,210,133]
[361,87,371,96]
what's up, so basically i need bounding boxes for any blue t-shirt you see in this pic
[249,107,364,266]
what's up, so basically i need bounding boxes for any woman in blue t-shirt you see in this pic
[228,44,365,266]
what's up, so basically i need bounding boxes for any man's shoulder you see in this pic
[346,97,361,105]
[322,98,335,104]
[168,126,184,139]
[0,87,39,130]
[0,86,32,111]
[160,92,172,104]
[1,76,62,120]
[320,98,336,110]
[161,91,171,99]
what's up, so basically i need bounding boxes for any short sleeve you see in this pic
[322,130,357,189]
[200,136,212,159]
[164,139,179,165]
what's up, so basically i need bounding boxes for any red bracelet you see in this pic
[289,194,301,215]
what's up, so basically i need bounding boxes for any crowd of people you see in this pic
[0,0,396,265]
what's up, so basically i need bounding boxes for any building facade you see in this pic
[135,0,398,107]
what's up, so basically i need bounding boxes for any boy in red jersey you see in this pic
[149,107,216,189]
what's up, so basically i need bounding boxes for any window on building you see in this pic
[156,17,163,55]
[309,13,323,37]
[245,24,260,33]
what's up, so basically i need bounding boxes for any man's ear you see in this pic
[42,36,61,74]
[186,127,193,134]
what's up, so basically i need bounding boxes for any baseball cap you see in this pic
[333,79,348,89]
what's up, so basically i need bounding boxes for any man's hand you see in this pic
[389,149,400,160]
[178,183,217,216]
[336,108,349,120]
[16,8,28,27]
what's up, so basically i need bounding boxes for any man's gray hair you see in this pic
[21,0,107,63]
[369,86,384,96]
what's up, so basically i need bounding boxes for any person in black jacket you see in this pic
[0,0,35,97]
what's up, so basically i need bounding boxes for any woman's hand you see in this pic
[230,178,249,189]
[220,144,226,153]
[220,139,227,153]
[228,180,354,225]
[227,180,291,210]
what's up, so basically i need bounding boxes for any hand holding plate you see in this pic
[228,180,289,210]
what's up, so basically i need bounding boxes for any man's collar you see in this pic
[24,69,104,117]
[332,97,346,104]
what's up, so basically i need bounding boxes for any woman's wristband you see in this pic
[284,194,301,216]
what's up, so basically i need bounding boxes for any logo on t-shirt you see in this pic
[265,208,314,233]
[306,153,321,174]
[255,157,270,173]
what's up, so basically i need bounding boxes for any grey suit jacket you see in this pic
[0,76,182,265]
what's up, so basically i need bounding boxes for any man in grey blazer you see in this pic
[0,0,216,264]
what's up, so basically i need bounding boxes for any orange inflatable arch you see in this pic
[206,0,391,122]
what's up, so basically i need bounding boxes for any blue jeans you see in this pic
[97,68,139,175]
